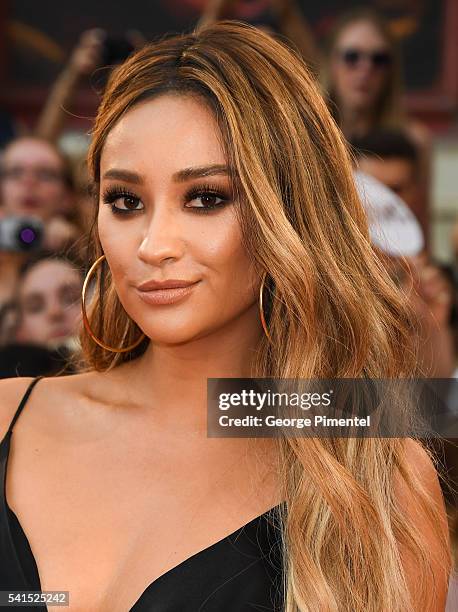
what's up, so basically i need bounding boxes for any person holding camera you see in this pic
[0,136,81,306]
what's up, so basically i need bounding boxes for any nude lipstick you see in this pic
[135,279,199,306]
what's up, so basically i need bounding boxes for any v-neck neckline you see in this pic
[3,429,284,610]
[6,500,283,610]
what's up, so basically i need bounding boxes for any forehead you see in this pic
[100,93,226,177]
[3,139,64,168]
[336,20,388,49]
[21,260,81,293]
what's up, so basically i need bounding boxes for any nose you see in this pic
[47,297,65,321]
[137,204,185,266]
[357,58,375,77]
[19,171,38,189]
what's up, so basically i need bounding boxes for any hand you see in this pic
[68,29,105,77]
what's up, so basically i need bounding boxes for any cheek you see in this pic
[65,303,82,324]
[1,181,17,203]
[332,65,351,96]
[201,218,258,306]
[41,183,65,203]
[370,72,386,92]
[21,311,46,338]
[98,212,138,286]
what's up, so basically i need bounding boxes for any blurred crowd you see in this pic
[1,0,458,598]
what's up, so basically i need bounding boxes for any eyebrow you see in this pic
[173,164,230,182]
[102,169,143,184]
[102,164,231,184]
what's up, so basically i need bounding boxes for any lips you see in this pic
[136,279,200,306]
[48,328,70,339]
[137,278,198,291]
[21,198,42,211]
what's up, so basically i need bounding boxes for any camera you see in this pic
[0,216,44,252]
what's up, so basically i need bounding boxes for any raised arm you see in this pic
[35,29,104,142]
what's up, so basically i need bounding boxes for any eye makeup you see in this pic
[102,186,143,215]
[183,182,232,214]
[101,182,232,215]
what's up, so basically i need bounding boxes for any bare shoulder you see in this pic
[395,438,452,610]
[0,372,98,442]
[0,377,41,441]
[0,364,138,445]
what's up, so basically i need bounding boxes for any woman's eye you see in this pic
[102,188,145,214]
[24,296,45,314]
[60,285,81,307]
[185,192,227,211]
[111,195,144,212]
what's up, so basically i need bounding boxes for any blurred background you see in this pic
[0,1,457,605]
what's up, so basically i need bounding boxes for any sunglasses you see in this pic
[338,48,392,69]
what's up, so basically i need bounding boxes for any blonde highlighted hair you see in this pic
[79,20,451,610]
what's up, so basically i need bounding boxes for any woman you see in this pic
[321,8,431,237]
[14,251,83,350]
[321,8,410,138]
[0,21,451,611]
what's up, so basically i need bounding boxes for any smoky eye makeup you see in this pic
[101,182,233,216]
[183,182,233,214]
[101,186,144,215]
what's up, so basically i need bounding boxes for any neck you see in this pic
[119,302,264,434]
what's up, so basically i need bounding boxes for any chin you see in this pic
[141,322,206,347]
[352,93,377,110]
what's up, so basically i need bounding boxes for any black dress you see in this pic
[0,376,285,611]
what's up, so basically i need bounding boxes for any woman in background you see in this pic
[321,7,431,238]
[14,251,83,350]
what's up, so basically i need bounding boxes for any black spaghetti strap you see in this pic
[7,376,44,435]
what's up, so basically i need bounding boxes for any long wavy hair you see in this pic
[78,20,450,611]
[320,7,405,133]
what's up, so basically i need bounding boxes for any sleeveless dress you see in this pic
[0,376,285,611]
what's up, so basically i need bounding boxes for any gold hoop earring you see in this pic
[81,254,146,353]
[259,272,272,343]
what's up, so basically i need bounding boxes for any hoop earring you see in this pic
[81,254,146,353]
[259,271,273,343]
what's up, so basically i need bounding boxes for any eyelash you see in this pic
[101,184,231,216]
[102,188,140,215]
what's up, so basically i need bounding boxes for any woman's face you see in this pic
[0,138,72,220]
[16,260,82,346]
[330,20,392,114]
[97,94,261,346]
